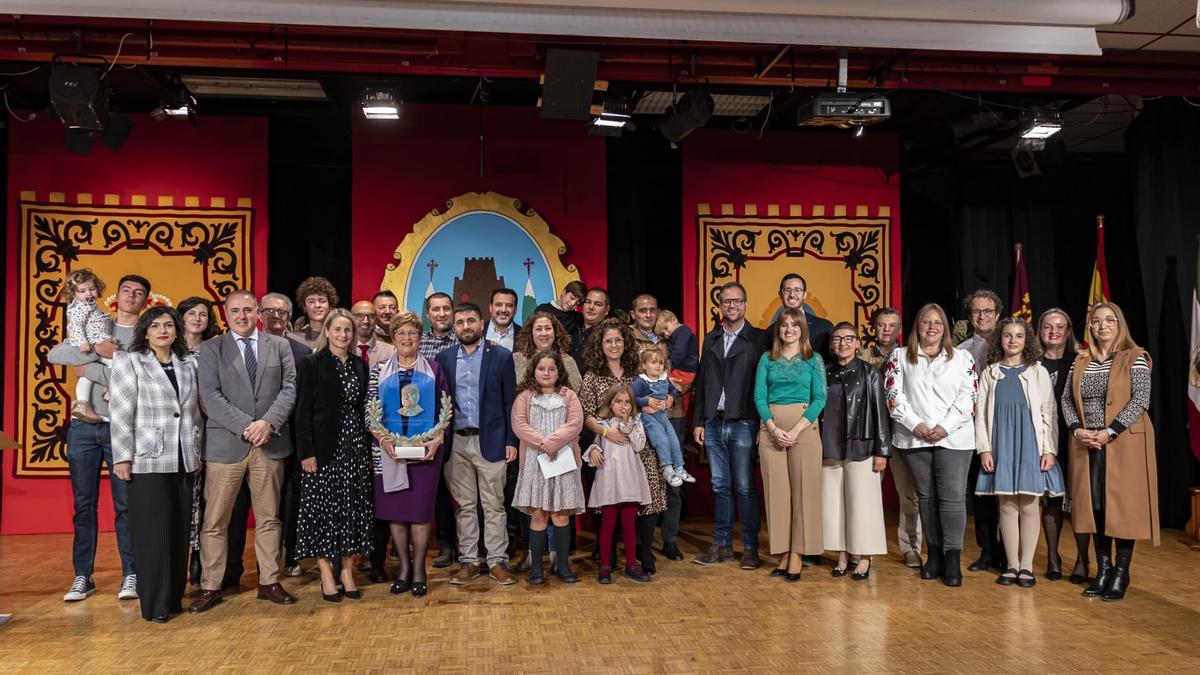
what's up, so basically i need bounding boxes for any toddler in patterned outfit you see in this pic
[62,269,114,423]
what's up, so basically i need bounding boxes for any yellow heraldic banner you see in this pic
[13,194,256,477]
[697,205,894,338]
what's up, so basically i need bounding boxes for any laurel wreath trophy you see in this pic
[368,392,454,450]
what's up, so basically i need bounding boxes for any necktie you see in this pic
[240,337,257,387]
[359,344,370,362]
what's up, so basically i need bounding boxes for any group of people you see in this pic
[49,266,1159,624]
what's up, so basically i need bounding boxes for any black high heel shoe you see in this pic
[390,569,413,595]
[1045,553,1063,581]
[770,568,788,578]
[322,581,342,603]
[1069,559,1090,585]
[851,560,872,581]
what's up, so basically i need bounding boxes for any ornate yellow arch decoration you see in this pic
[379,191,580,316]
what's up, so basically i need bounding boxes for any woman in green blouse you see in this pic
[754,307,827,581]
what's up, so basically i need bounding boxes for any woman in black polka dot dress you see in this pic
[295,308,374,601]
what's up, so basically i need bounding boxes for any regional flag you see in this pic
[1088,215,1111,306]
[1011,243,1032,321]
[1188,237,1200,462]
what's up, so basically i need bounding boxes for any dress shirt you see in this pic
[636,327,659,344]
[454,344,483,429]
[717,322,743,411]
[233,328,260,371]
[486,321,517,351]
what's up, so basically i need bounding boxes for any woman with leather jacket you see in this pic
[820,322,892,581]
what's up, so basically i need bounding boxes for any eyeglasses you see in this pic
[393,329,420,338]
[781,287,806,296]
[353,312,377,321]
[968,308,997,317]
[720,298,746,306]
[919,320,944,327]
[260,309,288,318]
[1089,317,1118,327]
[830,335,858,344]
[602,337,625,346]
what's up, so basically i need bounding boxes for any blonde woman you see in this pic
[884,303,978,587]
[1061,302,1158,602]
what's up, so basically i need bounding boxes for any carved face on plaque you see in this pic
[398,384,424,418]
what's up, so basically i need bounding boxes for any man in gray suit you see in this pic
[190,290,298,613]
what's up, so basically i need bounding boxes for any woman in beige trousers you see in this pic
[820,322,891,581]
[753,307,828,582]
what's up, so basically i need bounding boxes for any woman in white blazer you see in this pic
[974,317,1064,588]
[109,306,202,623]
[883,303,978,587]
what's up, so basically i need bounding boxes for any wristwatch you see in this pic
[1104,427,1117,440]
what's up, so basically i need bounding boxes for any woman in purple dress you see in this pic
[366,311,451,598]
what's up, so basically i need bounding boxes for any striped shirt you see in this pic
[1060,355,1151,433]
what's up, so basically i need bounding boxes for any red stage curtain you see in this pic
[3,115,270,535]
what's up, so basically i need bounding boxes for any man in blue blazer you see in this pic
[435,302,518,587]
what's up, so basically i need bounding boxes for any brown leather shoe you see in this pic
[693,544,735,565]
[256,583,296,605]
[449,563,480,586]
[489,563,516,585]
[188,589,222,613]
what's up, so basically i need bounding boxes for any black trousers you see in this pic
[369,519,391,570]
[434,468,456,548]
[279,454,301,564]
[967,454,1002,563]
[128,470,193,620]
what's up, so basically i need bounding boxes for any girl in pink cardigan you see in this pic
[511,350,586,584]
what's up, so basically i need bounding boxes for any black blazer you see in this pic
[691,322,768,426]
[295,349,369,468]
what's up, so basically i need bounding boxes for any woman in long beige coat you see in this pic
[1060,302,1158,602]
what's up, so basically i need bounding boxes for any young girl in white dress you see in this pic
[511,350,586,585]
[586,383,653,584]
[62,269,114,423]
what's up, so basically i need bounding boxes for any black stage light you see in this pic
[49,63,109,131]
[659,87,714,143]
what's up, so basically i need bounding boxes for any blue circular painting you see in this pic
[405,211,555,323]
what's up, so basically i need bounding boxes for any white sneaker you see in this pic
[284,563,302,577]
[663,467,684,488]
[63,575,95,602]
[117,574,138,599]
[676,467,697,484]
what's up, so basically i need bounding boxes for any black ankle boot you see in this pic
[942,550,962,587]
[528,529,547,585]
[920,548,944,580]
[1102,556,1130,602]
[1083,554,1112,597]
[554,526,577,583]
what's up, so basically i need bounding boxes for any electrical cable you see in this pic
[104,32,137,77]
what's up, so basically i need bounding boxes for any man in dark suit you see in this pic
[190,290,298,613]
[692,281,768,569]
[435,302,518,587]
[771,273,833,358]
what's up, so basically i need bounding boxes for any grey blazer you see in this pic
[109,351,202,474]
[198,331,297,463]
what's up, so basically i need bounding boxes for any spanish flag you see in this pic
[1088,215,1111,306]
[1011,243,1032,321]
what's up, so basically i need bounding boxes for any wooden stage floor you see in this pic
[2,517,1199,673]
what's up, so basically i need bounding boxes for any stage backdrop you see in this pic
[681,129,902,512]
[351,105,606,308]
[2,115,270,535]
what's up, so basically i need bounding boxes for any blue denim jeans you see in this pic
[67,421,135,577]
[704,418,761,548]
[643,410,684,468]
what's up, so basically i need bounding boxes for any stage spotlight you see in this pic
[150,82,197,124]
[1021,108,1062,140]
[361,88,399,119]
[48,62,109,132]
[659,86,714,143]
[589,95,636,137]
